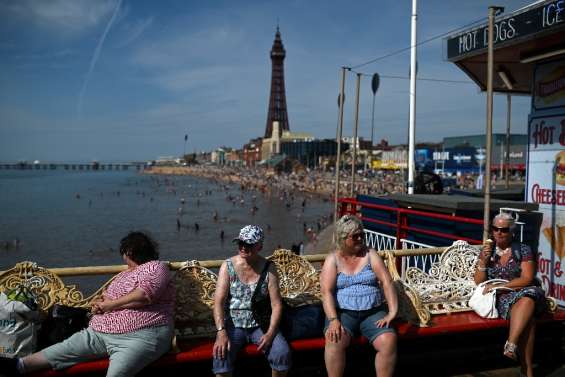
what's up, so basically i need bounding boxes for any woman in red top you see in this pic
[0,231,175,377]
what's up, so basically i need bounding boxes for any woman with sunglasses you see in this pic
[212,225,291,377]
[320,215,397,377]
[474,213,547,377]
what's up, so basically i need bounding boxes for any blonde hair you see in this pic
[335,215,364,249]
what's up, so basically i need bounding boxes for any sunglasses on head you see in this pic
[491,226,510,233]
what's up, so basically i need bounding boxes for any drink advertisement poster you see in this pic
[526,113,565,305]
[533,59,565,111]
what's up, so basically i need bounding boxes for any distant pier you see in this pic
[0,162,146,171]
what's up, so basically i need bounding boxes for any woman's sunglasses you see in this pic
[491,226,510,233]
[238,241,255,249]
[348,232,364,240]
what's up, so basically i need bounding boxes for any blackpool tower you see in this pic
[264,27,290,139]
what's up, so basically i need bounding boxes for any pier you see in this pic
[0,162,146,171]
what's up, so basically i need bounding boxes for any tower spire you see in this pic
[264,26,290,139]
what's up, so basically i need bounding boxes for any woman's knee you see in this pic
[515,296,535,310]
[324,330,351,349]
[372,332,397,354]
[266,337,292,371]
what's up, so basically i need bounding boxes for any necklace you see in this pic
[495,246,511,257]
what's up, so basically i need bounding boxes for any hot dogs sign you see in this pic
[527,59,565,305]
[527,115,565,304]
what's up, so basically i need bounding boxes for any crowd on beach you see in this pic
[144,163,525,199]
[145,164,408,199]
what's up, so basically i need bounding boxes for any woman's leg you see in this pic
[372,332,397,377]
[324,330,351,377]
[518,319,536,377]
[17,352,51,373]
[360,307,397,377]
[212,326,247,377]
[22,328,107,372]
[507,297,535,344]
[249,329,291,377]
[506,297,535,360]
[104,325,173,377]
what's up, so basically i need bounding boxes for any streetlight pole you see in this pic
[407,0,418,195]
[351,73,361,197]
[505,94,511,188]
[483,6,504,240]
[370,73,380,172]
[334,67,347,223]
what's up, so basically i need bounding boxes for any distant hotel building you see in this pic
[415,133,527,175]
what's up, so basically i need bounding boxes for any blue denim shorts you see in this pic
[324,306,394,343]
[212,325,291,374]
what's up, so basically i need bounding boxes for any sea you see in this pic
[0,169,332,293]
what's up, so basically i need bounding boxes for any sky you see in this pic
[0,0,537,162]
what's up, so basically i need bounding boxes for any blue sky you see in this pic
[0,0,535,162]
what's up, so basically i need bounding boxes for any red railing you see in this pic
[338,197,484,248]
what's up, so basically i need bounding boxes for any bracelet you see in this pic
[328,317,338,322]
[216,326,226,332]
[477,266,487,272]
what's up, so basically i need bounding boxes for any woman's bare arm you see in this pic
[370,250,398,326]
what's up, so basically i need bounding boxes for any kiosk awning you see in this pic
[445,0,565,94]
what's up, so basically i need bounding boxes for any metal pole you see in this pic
[505,94,511,188]
[334,67,347,223]
[483,6,498,241]
[407,0,418,194]
[371,93,376,148]
[351,73,361,197]
[369,94,376,173]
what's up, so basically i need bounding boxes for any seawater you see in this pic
[0,169,331,293]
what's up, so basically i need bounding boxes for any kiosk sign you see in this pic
[527,114,565,305]
[447,0,565,61]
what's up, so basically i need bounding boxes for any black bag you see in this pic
[38,305,90,348]
[281,303,325,340]
[251,261,272,333]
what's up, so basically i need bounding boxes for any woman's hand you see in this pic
[90,298,103,314]
[213,330,230,360]
[257,330,275,351]
[375,313,395,328]
[92,297,116,313]
[481,240,494,264]
[326,319,345,343]
[482,282,504,294]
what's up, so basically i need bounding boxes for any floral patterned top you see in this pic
[226,258,269,328]
[485,242,546,319]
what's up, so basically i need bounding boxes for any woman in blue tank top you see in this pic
[320,215,398,377]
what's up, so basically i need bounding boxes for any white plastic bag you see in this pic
[0,291,41,357]
[469,279,512,319]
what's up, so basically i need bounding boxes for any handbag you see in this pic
[0,289,41,357]
[280,303,324,340]
[38,305,90,349]
[469,279,513,319]
[251,261,272,333]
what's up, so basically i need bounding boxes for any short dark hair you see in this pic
[119,231,159,264]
